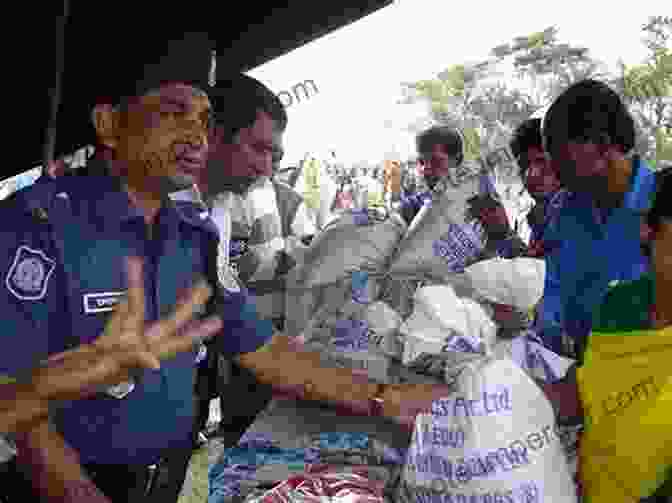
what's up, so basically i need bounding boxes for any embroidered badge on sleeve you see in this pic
[5,246,57,301]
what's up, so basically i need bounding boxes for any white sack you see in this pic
[285,271,394,383]
[389,186,486,281]
[401,286,496,351]
[493,336,575,384]
[299,211,406,288]
[363,301,404,360]
[399,354,577,503]
[399,286,497,383]
[465,257,545,310]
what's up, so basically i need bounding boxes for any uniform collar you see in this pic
[83,176,214,235]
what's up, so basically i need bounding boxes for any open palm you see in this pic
[33,257,222,403]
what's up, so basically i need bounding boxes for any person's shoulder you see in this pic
[0,180,59,231]
[172,199,219,237]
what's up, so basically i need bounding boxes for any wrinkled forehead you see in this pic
[140,83,211,110]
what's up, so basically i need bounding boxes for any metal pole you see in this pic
[43,0,70,169]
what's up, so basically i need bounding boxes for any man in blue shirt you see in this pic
[0,32,263,503]
[540,79,657,359]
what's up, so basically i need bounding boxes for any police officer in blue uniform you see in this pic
[0,28,468,503]
[0,32,273,503]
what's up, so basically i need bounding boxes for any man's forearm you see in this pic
[14,421,111,503]
[0,381,50,435]
[237,336,381,415]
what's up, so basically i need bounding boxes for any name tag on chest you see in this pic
[83,291,126,314]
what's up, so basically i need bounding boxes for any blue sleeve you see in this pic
[210,286,274,357]
[0,205,64,378]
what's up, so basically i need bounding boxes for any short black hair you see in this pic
[511,118,543,158]
[647,166,672,232]
[210,74,288,142]
[416,126,464,166]
[543,79,636,156]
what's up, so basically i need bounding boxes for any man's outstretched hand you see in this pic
[381,383,454,431]
[31,256,223,403]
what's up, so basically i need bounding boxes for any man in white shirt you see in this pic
[196,74,316,443]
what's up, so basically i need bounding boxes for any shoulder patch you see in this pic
[5,246,57,301]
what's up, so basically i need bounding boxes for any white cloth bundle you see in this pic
[464,257,545,310]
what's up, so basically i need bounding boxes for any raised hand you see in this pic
[31,256,222,403]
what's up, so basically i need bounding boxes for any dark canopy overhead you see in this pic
[8,1,392,181]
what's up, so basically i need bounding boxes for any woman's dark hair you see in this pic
[210,73,288,142]
[543,79,636,156]
[647,167,672,232]
[416,126,464,166]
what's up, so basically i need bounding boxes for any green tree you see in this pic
[401,27,607,159]
[617,16,672,164]
[503,26,610,102]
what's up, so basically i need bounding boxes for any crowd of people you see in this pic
[0,30,670,503]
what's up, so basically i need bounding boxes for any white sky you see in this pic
[248,0,669,165]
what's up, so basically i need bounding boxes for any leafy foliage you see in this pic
[401,21,671,164]
[618,16,672,164]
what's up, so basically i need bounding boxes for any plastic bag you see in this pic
[399,352,577,503]
[298,210,405,288]
[577,327,672,501]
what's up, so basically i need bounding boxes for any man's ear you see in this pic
[91,104,121,150]
[605,144,633,197]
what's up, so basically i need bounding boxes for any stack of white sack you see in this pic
[399,285,497,384]
[388,185,487,283]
